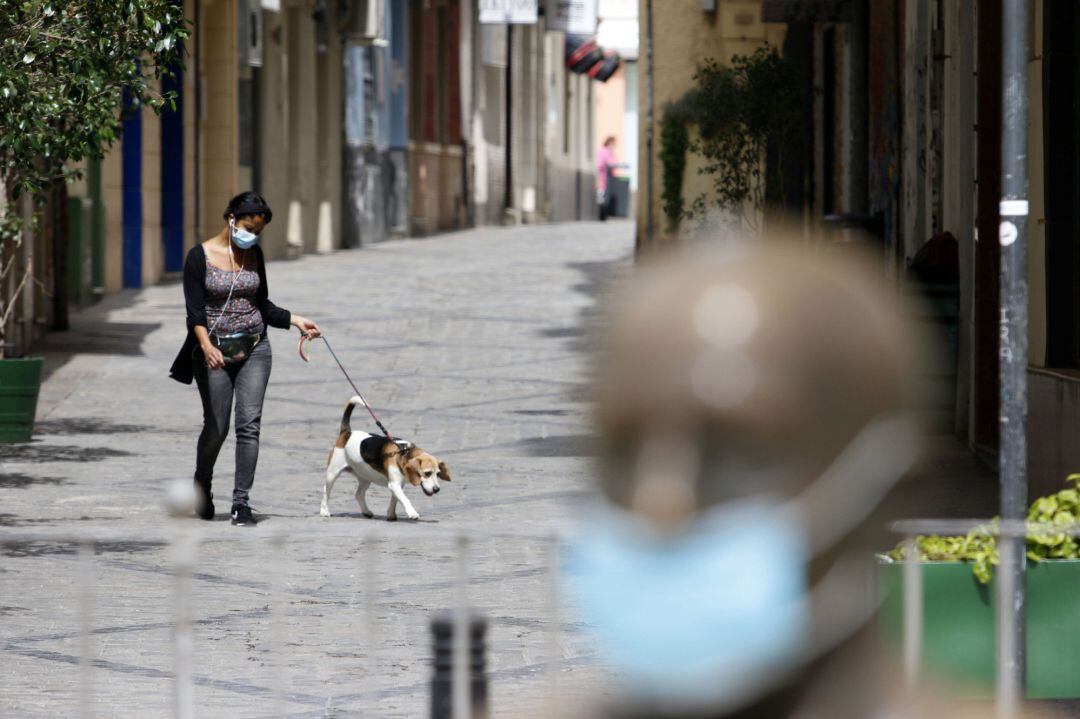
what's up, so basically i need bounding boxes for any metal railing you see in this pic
[7,515,1052,717]
[0,522,572,719]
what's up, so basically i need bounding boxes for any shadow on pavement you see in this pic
[0,474,70,489]
[0,514,122,527]
[34,418,154,435]
[512,409,571,416]
[514,434,598,457]
[1,540,165,558]
[36,320,161,384]
[0,444,133,463]
[24,287,165,384]
[539,326,583,339]
[538,256,630,353]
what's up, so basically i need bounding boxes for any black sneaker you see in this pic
[195,483,214,521]
[230,504,255,526]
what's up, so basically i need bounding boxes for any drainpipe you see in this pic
[997,0,1029,715]
[460,0,474,227]
[504,26,514,217]
[88,157,104,298]
[643,0,654,253]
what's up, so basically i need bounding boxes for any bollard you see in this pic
[172,529,196,719]
[78,540,95,719]
[544,535,561,717]
[430,612,488,719]
[268,533,289,717]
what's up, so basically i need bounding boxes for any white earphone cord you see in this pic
[208,227,243,339]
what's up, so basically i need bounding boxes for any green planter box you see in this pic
[0,357,44,443]
[879,559,1080,698]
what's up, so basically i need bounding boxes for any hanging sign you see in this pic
[545,0,598,34]
[479,0,538,24]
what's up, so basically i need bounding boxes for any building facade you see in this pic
[344,0,604,239]
[6,0,607,357]
[634,0,786,252]
[634,0,1074,498]
[84,0,348,288]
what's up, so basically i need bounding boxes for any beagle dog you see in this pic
[321,396,451,520]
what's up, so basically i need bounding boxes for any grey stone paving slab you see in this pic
[0,221,634,718]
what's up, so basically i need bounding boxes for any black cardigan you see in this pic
[169,244,292,384]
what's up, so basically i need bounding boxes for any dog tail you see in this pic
[340,396,365,433]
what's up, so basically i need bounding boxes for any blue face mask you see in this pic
[564,498,809,710]
[231,222,259,250]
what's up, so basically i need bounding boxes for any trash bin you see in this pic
[608,176,630,218]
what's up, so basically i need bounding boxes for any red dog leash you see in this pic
[299,334,395,441]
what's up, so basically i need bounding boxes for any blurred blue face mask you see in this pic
[565,498,809,710]
[230,221,259,250]
[563,415,919,711]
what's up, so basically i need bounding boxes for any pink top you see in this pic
[597,146,617,193]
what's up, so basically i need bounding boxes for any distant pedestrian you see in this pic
[169,191,322,526]
[597,136,618,221]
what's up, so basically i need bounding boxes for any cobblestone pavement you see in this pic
[0,221,635,718]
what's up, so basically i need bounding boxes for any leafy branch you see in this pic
[659,98,692,230]
[887,474,1080,584]
[0,1,190,356]
[657,46,807,234]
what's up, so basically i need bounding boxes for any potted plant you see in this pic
[0,1,188,442]
[878,474,1080,698]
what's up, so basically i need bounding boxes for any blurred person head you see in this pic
[604,136,617,149]
[567,230,930,718]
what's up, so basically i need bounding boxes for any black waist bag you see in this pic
[210,331,261,363]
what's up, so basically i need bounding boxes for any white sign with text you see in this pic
[479,0,539,24]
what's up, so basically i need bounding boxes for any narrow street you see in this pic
[1,0,1072,714]
[0,221,634,717]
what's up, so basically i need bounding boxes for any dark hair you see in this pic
[604,136,616,146]
[223,191,273,224]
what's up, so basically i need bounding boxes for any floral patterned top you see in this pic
[204,260,264,336]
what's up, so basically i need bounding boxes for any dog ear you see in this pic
[403,458,422,485]
[437,461,451,482]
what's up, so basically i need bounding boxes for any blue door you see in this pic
[122,87,143,289]
[161,66,184,273]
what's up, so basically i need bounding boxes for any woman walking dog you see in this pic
[170,192,321,525]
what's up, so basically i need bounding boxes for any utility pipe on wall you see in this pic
[643,0,654,252]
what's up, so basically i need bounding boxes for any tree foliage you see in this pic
[659,46,807,233]
[0,1,188,351]
[0,1,188,200]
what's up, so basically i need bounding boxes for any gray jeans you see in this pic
[193,337,272,507]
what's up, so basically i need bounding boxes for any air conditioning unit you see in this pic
[348,0,387,45]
